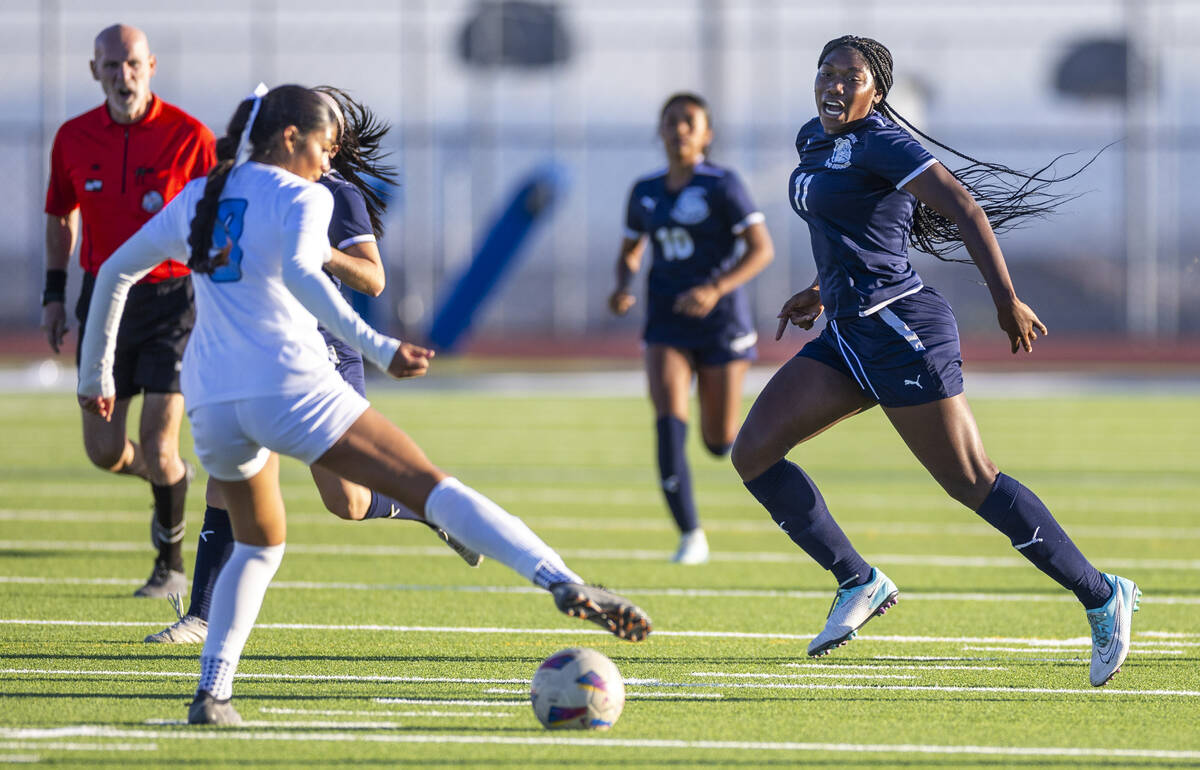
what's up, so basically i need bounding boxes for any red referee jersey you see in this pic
[45,95,216,283]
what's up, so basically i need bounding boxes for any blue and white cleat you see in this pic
[807,568,899,657]
[1087,573,1140,687]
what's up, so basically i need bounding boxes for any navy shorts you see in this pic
[320,326,367,396]
[797,286,963,408]
[76,272,194,399]
[644,327,758,367]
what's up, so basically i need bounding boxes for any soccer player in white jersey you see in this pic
[78,84,651,726]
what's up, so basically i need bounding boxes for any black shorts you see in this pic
[76,272,195,399]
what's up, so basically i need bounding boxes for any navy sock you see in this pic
[976,473,1111,609]
[744,459,870,587]
[185,505,235,621]
[656,416,698,533]
[362,491,407,519]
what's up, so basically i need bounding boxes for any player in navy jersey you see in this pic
[610,93,774,564]
[730,36,1137,686]
[145,87,481,645]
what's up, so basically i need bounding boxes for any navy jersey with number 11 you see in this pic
[625,161,763,348]
[789,113,937,320]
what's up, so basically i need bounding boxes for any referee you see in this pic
[41,24,215,597]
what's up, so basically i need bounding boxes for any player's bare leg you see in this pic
[189,454,287,726]
[884,394,1131,684]
[315,408,650,641]
[310,465,481,565]
[733,356,890,656]
[131,393,190,597]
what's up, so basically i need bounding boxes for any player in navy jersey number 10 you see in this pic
[730,36,1137,687]
[610,93,774,564]
[142,87,483,646]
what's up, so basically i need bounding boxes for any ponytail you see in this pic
[187,84,337,273]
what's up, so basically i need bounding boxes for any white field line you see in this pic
[962,645,1181,656]
[4,667,1198,698]
[2,621,1197,650]
[783,662,1008,671]
[689,672,918,680]
[259,707,515,718]
[3,574,1198,606]
[2,726,1198,760]
[5,508,1198,540]
[373,698,524,706]
[0,756,37,764]
[2,539,1198,572]
[482,687,724,699]
[0,741,156,752]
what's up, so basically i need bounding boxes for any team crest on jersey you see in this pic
[825,135,857,170]
[84,179,103,192]
[141,190,164,213]
[670,187,709,225]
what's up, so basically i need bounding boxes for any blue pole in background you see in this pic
[428,162,568,352]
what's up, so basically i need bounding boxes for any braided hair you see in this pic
[819,35,1096,261]
[187,85,337,273]
[314,86,398,237]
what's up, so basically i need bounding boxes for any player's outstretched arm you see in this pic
[387,342,434,379]
[903,162,1047,354]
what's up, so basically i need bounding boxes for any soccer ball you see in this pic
[530,647,625,730]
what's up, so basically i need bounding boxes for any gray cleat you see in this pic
[134,561,188,599]
[551,583,651,642]
[145,593,208,644]
[188,690,242,726]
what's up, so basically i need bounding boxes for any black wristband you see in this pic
[42,269,67,306]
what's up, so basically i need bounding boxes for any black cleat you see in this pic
[551,583,651,642]
[188,690,242,726]
[426,523,484,567]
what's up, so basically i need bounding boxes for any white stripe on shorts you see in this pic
[829,320,879,400]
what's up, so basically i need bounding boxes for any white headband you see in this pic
[315,90,346,143]
[234,82,270,168]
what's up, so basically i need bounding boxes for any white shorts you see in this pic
[188,380,370,481]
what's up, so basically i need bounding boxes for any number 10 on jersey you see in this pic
[655,226,694,261]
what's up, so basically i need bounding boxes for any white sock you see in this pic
[197,541,285,700]
[424,477,583,589]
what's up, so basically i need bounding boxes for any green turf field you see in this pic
[1,386,1198,767]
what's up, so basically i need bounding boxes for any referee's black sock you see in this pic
[975,472,1111,609]
[151,475,188,573]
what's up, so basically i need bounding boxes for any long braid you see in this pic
[819,35,1099,261]
[187,101,252,273]
[314,86,398,237]
[187,85,338,274]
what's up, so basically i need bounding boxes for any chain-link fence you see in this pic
[4,0,1197,343]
